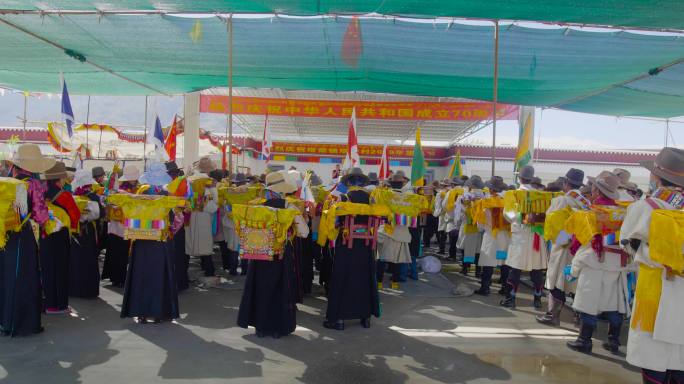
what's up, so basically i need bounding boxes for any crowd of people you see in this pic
[0,143,682,383]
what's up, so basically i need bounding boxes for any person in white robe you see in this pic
[501,165,548,309]
[566,172,630,354]
[620,148,684,383]
[474,176,510,296]
[537,168,588,326]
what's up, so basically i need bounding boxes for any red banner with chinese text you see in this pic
[271,142,448,159]
[200,95,519,121]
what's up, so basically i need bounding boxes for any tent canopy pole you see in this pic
[490,21,499,177]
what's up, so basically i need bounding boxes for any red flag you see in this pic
[378,143,390,179]
[164,115,178,161]
[342,107,359,171]
[262,114,272,164]
[341,17,363,67]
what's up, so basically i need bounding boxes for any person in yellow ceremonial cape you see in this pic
[443,177,466,260]
[120,162,180,324]
[537,168,587,326]
[102,164,139,287]
[566,172,629,354]
[432,179,450,255]
[41,161,81,314]
[501,165,548,309]
[454,175,485,277]
[324,167,380,331]
[237,171,309,338]
[474,176,510,296]
[376,172,413,290]
[69,169,104,299]
[620,148,684,383]
[1,144,54,336]
[185,157,220,286]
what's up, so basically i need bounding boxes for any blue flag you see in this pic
[150,115,165,149]
[61,78,74,137]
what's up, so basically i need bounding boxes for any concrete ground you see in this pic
[0,252,641,384]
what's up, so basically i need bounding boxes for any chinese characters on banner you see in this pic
[200,95,519,121]
[270,142,449,159]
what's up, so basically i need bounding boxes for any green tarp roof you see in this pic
[1,15,684,117]
[1,1,684,30]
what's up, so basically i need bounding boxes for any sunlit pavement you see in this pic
[0,256,640,384]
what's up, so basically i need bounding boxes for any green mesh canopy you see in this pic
[1,1,684,30]
[1,14,683,117]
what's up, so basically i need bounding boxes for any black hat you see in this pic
[485,176,507,192]
[91,166,105,178]
[165,161,181,174]
[341,167,369,186]
[518,165,535,181]
[467,175,485,189]
[230,172,247,185]
[564,168,585,188]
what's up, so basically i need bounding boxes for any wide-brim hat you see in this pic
[196,157,216,174]
[468,175,485,189]
[265,171,297,194]
[341,167,369,186]
[517,165,535,181]
[230,172,247,184]
[44,161,68,181]
[531,177,545,188]
[450,178,464,187]
[11,144,56,173]
[367,172,379,182]
[612,168,631,186]
[72,169,96,190]
[485,176,507,192]
[165,161,181,175]
[91,166,106,179]
[140,163,172,186]
[564,168,584,187]
[119,165,140,182]
[640,147,684,188]
[587,172,621,200]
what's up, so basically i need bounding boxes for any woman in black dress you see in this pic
[1,144,55,336]
[324,167,380,330]
[120,163,180,324]
[42,162,81,314]
[237,171,309,338]
[69,169,104,299]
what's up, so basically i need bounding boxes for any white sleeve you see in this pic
[294,214,310,238]
[203,188,219,214]
[81,201,100,222]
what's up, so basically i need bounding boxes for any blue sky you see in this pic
[0,91,680,150]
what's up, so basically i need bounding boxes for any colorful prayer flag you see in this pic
[164,115,178,161]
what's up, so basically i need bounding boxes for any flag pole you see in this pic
[143,95,148,167]
[85,95,90,157]
[22,91,27,141]
[490,20,499,177]
[225,14,234,174]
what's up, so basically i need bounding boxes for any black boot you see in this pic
[323,319,344,331]
[360,318,371,329]
[474,286,490,296]
[499,294,516,309]
[602,322,622,354]
[536,299,562,327]
[533,295,542,309]
[567,322,594,353]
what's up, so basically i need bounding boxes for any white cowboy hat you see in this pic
[10,144,56,173]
